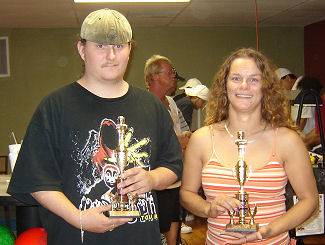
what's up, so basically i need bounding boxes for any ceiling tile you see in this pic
[0,0,324,28]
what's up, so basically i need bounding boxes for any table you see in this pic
[0,174,42,235]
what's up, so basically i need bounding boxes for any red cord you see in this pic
[254,0,259,51]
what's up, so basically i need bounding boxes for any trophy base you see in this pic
[225,223,259,233]
[108,210,140,218]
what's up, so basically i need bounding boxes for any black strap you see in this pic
[296,89,324,168]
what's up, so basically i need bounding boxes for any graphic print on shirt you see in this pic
[74,117,158,223]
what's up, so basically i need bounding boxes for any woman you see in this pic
[180,48,318,244]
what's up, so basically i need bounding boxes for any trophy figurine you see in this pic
[109,116,140,218]
[225,131,258,233]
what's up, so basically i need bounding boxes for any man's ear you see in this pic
[77,41,85,61]
[127,43,132,61]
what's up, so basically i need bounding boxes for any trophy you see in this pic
[225,131,258,233]
[109,116,140,218]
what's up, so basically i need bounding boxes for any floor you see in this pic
[180,217,325,245]
[180,217,207,245]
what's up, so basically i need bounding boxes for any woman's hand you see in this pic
[206,194,241,218]
[224,230,263,244]
[81,205,131,233]
[224,225,270,244]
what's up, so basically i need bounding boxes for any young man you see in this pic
[8,9,182,245]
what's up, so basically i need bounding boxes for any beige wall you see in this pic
[0,26,303,154]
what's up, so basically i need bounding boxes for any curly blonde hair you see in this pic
[205,48,294,129]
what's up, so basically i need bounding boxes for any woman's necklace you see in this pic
[224,122,266,144]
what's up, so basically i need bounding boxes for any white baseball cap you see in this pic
[185,84,209,101]
[275,68,293,80]
[179,78,202,90]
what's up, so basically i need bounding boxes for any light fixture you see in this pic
[74,0,190,2]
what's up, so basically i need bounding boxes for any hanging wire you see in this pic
[254,0,259,51]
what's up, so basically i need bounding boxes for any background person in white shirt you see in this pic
[275,68,312,132]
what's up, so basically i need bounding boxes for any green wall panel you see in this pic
[0,26,303,154]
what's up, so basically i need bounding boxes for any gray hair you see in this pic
[144,54,172,88]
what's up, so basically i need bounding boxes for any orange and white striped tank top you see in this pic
[202,127,290,245]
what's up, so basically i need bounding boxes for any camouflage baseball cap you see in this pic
[80,8,132,45]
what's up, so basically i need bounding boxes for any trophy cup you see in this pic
[225,131,258,233]
[109,116,140,218]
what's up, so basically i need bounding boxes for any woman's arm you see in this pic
[180,127,240,218]
[227,128,318,244]
[260,128,318,239]
[180,129,211,217]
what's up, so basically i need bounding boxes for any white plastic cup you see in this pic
[8,143,21,172]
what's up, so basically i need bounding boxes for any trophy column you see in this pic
[109,116,140,218]
[225,131,258,233]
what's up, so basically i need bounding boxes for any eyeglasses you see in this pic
[158,67,177,77]
[227,74,262,85]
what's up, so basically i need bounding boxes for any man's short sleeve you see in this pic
[7,99,63,205]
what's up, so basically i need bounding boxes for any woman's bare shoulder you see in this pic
[192,123,223,138]
[276,127,307,156]
[276,127,301,143]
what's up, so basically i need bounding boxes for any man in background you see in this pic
[173,77,202,102]
[276,67,312,132]
[145,54,191,245]
[176,82,209,130]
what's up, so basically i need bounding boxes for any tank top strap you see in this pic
[209,125,218,160]
[271,128,279,160]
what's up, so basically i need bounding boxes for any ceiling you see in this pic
[0,0,325,28]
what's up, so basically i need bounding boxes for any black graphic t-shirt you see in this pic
[8,82,182,245]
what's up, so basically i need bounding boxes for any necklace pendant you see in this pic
[224,122,265,144]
